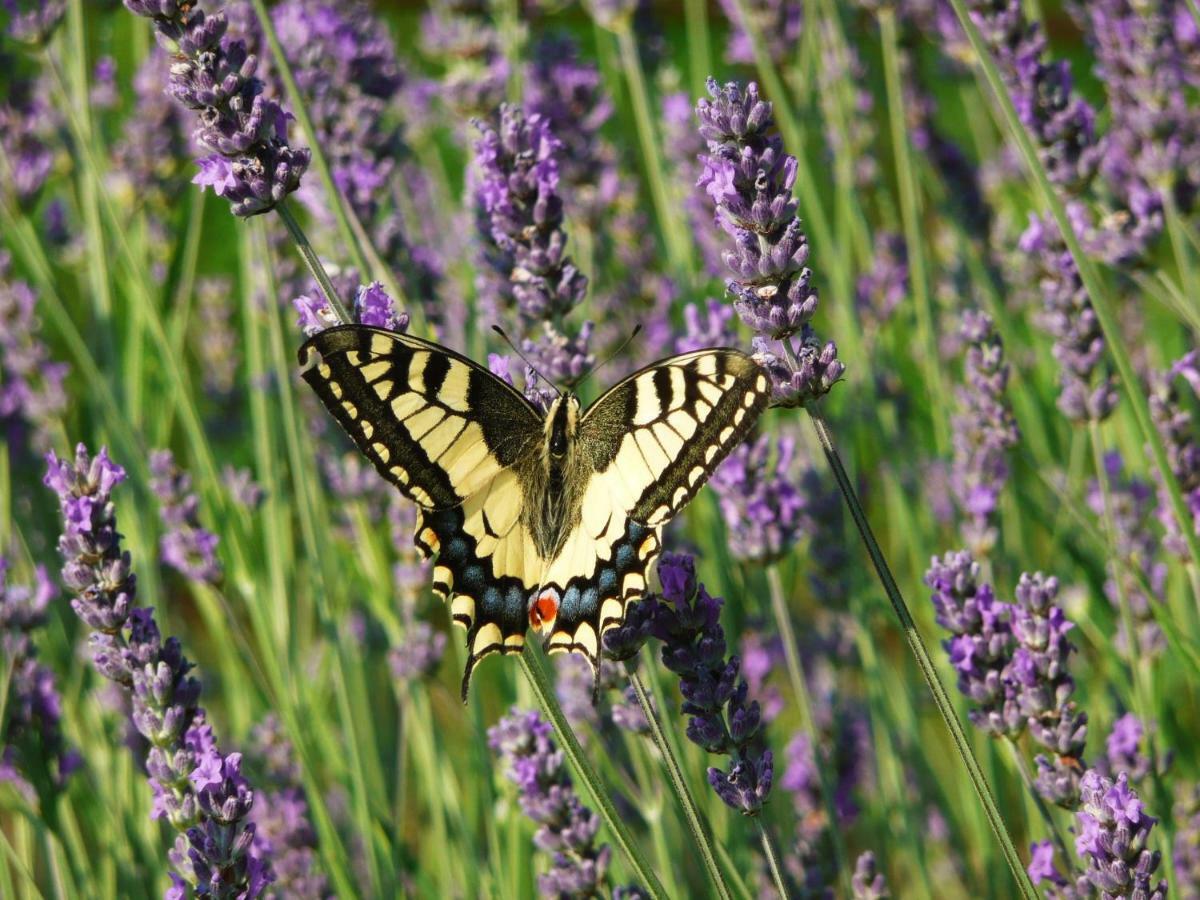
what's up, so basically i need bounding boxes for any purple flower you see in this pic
[710,431,806,562]
[149,449,223,585]
[950,311,1019,555]
[1087,452,1166,657]
[925,550,1022,737]
[294,281,409,338]
[850,851,889,899]
[1103,713,1152,787]
[675,300,739,355]
[488,708,618,896]
[3,0,64,44]
[695,78,842,407]
[0,70,59,208]
[967,0,1100,192]
[1019,212,1119,423]
[1074,770,1166,898]
[44,443,271,896]
[0,560,78,796]
[123,0,310,217]
[1149,351,1200,558]
[0,250,69,455]
[649,553,773,815]
[248,715,329,899]
[1079,0,1200,221]
[1175,783,1200,897]
[387,621,446,683]
[716,0,802,67]
[855,232,908,332]
[418,0,508,121]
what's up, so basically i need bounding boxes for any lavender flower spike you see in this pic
[696,79,843,407]
[1075,770,1166,898]
[649,553,773,815]
[489,708,620,896]
[123,0,310,217]
[150,450,222,585]
[45,444,271,897]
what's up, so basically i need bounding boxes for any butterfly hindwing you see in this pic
[299,325,546,696]
[538,350,770,676]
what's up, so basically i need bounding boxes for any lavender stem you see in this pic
[806,407,1037,899]
[624,663,732,900]
[275,201,350,324]
[755,819,788,900]
[518,647,666,899]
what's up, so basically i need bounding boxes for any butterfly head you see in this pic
[544,392,581,461]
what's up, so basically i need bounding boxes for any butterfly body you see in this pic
[299,325,770,699]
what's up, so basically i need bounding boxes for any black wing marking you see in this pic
[537,350,770,686]
[299,325,547,698]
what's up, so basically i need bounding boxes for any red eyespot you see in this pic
[530,591,559,631]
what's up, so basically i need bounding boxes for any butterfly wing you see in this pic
[299,325,547,697]
[538,349,771,675]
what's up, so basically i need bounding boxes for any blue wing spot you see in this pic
[559,584,584,620]
[598,569,617,594]
[615,544,634,569]
[461,565,487,594]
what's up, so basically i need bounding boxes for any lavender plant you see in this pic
[44,444,271,897]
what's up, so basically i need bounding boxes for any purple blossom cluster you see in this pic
[472,103,594,388]
[1033,771,1166,898]
[0,251,69,455]
[44,444,271,897]
[709,431,806,562]
[675,300,739,355]
[1018,213,1118,423]
[855,232,908,334]
[950,310,1019,555]
[649,553,773,814]
[1086,453,1166,657]
[851,851,890,900]
[696,78,843,407]
[247,715,329,899]
[926,553,1088,807]
[0,66,60,208]
[1079,0,1200,223]
[0,559,78,797]
[295,280,409,338]
[110,49,190,214]
[966,0,1100,192]
[1103,713,1152,787]
[2,0,64,45]
[1149,351,1200,559]
[123,0,310,217]
[524,34,618,228]
[716,0,803,67]
[418,0,507,121]
[488,708,618,897]
[1176,783,1200,896]
[149,449,223,585]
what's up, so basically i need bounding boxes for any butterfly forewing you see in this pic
[299,325,546,696]
[538,350,771,674]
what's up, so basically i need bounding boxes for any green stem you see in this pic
[755,820,790,900]
[624,665,731,900]
[764,565,851,895]
[878,8,949,455]
[519,648,666,899]
[1005,740,1073,876]
[805,407,1037,899]
[276,200,352,323]
[683,0,713,99]
[946,0,1200,583]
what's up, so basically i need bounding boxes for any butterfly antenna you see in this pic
[574,324,642,391]
[491,325,562,397]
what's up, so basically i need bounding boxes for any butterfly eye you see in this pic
[529,590,559,632]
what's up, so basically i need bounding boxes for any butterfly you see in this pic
[299,325,771,700]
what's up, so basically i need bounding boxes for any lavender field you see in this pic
[1,0,1197,897]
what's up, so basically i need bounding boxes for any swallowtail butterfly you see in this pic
[299,325,770,699]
